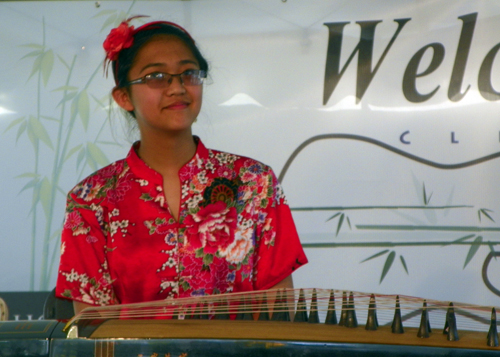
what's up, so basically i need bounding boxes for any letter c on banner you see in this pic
[400,130,411,144]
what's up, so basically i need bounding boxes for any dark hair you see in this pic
[112,22,209,88]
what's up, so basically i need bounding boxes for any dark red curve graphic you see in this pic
[482,252,500,297]
[278,134,500,183]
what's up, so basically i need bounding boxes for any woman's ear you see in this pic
[112,87,134,112]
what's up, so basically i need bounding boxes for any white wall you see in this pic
[1,0,499,307]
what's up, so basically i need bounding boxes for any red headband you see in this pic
[103,17,195,82]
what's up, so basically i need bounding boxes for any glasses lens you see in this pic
[145,73,170,88]
[182,70,205,86]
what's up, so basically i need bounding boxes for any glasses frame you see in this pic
[125,69,207,88]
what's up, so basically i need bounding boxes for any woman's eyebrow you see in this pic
[139,59,199,74]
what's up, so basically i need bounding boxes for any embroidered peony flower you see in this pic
[107,178,132,204]
[98,161,123,179]
[180,254,231,294]
[184,201,237,254]
[103,21,135,62]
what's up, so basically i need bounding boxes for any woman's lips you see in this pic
[165,101,189,110]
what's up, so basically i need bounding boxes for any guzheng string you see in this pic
[66,288,499,333]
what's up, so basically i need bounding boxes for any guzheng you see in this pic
[1,288,499,356]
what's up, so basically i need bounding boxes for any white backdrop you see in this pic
[0,0,500,307]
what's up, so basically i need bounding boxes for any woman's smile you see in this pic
[164,101,190,110]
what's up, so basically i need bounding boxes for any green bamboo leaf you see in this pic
[70,93,79,121]
[336,213,344,236]
[96,140,120,146]
[380,251,396,283]
[326,212,341,222]
[400,255,409,274]
[442,233,475,246]
[26,121,37,148]
[41,116,59,122]
[76,147,86,169]
[19,177,40,194]
[92,9,118,18]
[479,208,495,223]
[49,228,62,242]
[423,183,427,205]
[64,144,83,163]
[57,54,70,70]
[58,91,78,107]
[15,172,41,179]
[346,216,351,229]
[41,50,54,86]
[52,86,79,92]
[87,142,109,166]
[20,49,44,59]
[57,186,66,196]
[463,236,483,269]
[91,94,110,109]
[30,180,41,208]
[16,121,27,142]
[361,249,389,263]
[78,90,90,130]
[29,115,53,149]
[86,154,97,172]
[100,13,118,32]
[27,54,43,81]
[39,177,52,218]
[4,116,25,133]
[20,44,44,49]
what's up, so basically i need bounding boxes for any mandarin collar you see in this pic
[125,136,208,183]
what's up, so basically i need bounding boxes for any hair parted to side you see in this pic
[104,19,209,88]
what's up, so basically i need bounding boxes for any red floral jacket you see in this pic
[56,138,307,305]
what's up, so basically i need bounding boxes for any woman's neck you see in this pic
[137,131,197,176]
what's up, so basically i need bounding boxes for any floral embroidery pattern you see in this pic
[184,201,238,255]
[57,139,307,306]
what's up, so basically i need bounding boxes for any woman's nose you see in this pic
[165,75,186,95]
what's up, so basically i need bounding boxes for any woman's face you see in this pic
[115,35,203,138]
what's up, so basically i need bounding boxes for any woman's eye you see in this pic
[147,72,166,80]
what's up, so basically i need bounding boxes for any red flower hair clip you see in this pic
[103,20,136,62]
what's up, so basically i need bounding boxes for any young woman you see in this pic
[56,18,308,315]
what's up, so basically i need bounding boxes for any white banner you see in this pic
[0,0,499,307]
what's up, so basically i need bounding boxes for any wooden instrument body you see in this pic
[1,319,500,357]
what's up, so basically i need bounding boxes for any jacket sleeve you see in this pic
[252,168,308,290]
[55,187,118,306]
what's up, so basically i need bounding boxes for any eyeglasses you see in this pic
[126,70,207,89]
